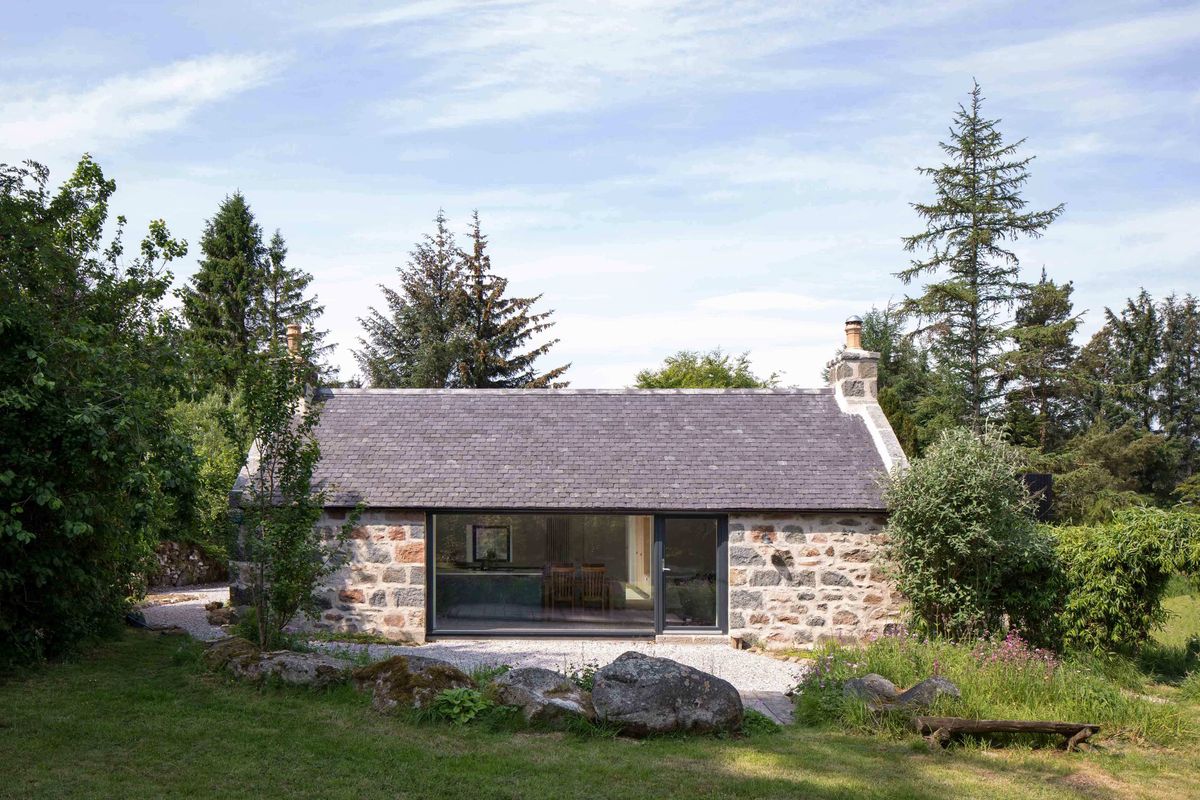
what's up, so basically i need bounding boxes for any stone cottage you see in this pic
[231,318,906,649]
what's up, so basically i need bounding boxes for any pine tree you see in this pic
[999,269,1082,450]
[898,82,1064,433]
[180,192,266,391]
[455,212,569,388]
[355,211,465,388]
[255,230,334,376]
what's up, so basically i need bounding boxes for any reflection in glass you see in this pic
[432,513,655,633]
[662,517,719,628]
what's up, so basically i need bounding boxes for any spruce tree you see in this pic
[1160,293,1200,476]
[1099,290,1162,431]
[180,192,266,391]
[999,269,1082,450]
[898,82,1064,432]
[256,230,334,375]
[455,212,569,388]
[355,211,465,388]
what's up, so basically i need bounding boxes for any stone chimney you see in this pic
[829,315,878,403]
[286,322,302,359]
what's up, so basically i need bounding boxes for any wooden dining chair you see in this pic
[580,565,608,611]
[548,565,576,611]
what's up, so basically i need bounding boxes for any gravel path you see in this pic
[140,583,807,720]
[138,583,229,641]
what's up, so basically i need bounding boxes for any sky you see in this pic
[2,1,1198,387]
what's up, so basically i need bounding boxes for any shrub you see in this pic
[167,392,246,558]
[1054,508,1200,653]
[0,158,191,667]
[793,632,1184,744]
[432,687,493,725]
[883,428,1060,643]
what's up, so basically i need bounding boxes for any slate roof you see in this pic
[308,388,888,512]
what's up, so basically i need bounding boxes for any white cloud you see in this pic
[0,53,284,157]
[945,7,1200,77]
[694,291,836,312]
[338,0,969,129]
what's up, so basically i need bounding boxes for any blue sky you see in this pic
[2,1,1197,386]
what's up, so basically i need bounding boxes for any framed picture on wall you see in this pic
[472,525,512,562]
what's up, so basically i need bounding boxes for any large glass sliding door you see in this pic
[430,511,727,636]
[658,516,726,631]
[431,512,655,634]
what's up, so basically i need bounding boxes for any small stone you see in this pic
[394,542,425,563]
[820,571,852,587]
[338,589,365,604]
[832,610,859,625]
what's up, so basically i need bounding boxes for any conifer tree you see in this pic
[355,211,465,388]
[1160,293,1200,476]
[898,82,1064,433]
[180,192,266,391]
[455,212,569,388]
[1093,290,1162,431]
[256,230,334,375]
[999,269,1082,450]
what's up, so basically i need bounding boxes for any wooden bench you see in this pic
[915,716,1101,751]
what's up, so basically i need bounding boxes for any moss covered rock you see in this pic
[352,655,473,713]
[202,637,260,671]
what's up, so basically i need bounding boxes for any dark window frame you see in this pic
[425,509,729,639]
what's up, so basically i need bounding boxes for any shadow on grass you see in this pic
[0,631,1173,800]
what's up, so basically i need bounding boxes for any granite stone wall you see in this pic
[231,508,427,643]
[727,513,902,650]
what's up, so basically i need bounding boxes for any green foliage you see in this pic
[0,157,189,667]
[740,709,782,736]
[1000,270,1082,451]
[634,348,778,388]
[167,392,246,557]
[469,663,511,688]
[357,211,567,388]
[1181,671,1200,701]
[235,345,360,648]
[432,687,494,725]
[883,428,1059,642]
[898,82,1064,433]
[1053,508,1200,653]
[180,194,332,392]
[455,212,569,388]
[564,659,601,691]
[793,633,1184,744]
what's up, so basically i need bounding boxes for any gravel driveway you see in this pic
[311,638,807,695]
[140,583,806,721]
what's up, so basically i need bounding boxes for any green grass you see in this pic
[793,633,1193,746]
[1,632,1200,799]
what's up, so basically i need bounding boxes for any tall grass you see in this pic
[793,631,1190,745]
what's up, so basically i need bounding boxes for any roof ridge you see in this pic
[316,387,833,396]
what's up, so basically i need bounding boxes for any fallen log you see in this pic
[914,716,1101,751]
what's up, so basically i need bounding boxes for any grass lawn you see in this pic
[1158,592,1200,650]
[2,632,1200,799]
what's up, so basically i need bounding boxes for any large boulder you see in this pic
[592,651,742,736]
[231,651,353,689]
[492,667,595,728]
[896,676,960,710]
[351,655,474,713]
[203,637,260,671]
[842,673,899,710]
